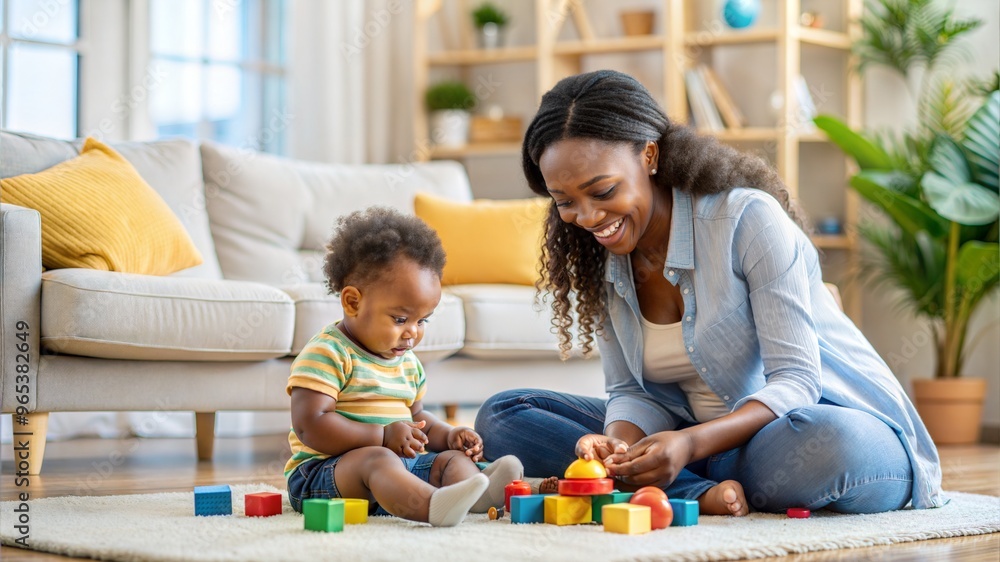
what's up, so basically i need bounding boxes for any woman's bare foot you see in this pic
[698,480,749,516]
[525,476,560,494]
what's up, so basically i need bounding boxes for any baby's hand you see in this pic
[383,420,428,458]
[575,433,628,463]
[447,426,484,462]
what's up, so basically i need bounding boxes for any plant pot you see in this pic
[620,10,655,36]
[429,110,470,147]
[477,22,505,49]
[912,378,988,445]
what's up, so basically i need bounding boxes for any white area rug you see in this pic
[2,484,998,562]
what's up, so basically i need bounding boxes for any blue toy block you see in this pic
[669,498,698,526]
[591,491,634,522]
[194,485,232,516]
[511,494,551,524]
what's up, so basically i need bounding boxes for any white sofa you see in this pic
[0,131,605,474]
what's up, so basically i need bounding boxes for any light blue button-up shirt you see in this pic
[599,187,943,509]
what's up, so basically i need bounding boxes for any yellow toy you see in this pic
[343,498,369,524]
[564,458,608,479]
[602,504,651,535]
[544,495,592,525]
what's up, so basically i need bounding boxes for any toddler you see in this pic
[285,207,522,526]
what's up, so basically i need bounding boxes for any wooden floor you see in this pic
[1,435,997,561]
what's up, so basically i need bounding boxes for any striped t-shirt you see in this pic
[284,322,426,477]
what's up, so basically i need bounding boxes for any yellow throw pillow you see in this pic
[414,192,549,286]
[0,137,202,275]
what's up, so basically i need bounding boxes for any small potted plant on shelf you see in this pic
[814,0,997,444]
[472,2,509,50]
[426,80,476,147]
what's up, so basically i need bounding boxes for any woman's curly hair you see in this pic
[523,70,808,359]
[323,206,446,294]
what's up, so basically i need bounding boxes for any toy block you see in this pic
[343,498,368,524]
[245,492,282,517]
[669,498,698,526]
[504,479,531,511]
[558,477,614,496]
[602,503,651,535]
[591,491,634,523]
[787,507,811,519]
[511,494,550,524]
[303,499,345,532]
[194,485,232,516]
[544,495,591,526]
[564,458,608,479]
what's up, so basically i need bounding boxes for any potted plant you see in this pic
[814,0,998,444]
[472,2,509,49]
[425,80,476,147]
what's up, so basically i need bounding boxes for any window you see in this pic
[0,0,80,139]
[148,0,287,154]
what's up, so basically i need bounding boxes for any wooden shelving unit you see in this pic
[413,0,863,321]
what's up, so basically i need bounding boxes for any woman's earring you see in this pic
[650,168,657,175]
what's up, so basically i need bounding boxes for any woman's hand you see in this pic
[383,420,428,458]
[604,431,694,487]
[575,434,629,463]
[447,426,484,462]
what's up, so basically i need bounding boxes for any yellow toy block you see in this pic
[544,495,592,525]
[564,458,608,479]
[603,503,651,535]
[343,498,369,524]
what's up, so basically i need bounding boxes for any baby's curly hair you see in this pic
[323,207,446,294]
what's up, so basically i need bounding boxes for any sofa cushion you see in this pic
[445,284,591,359]
[201,142,473,285]
[0,131,223,279]
[279,283,465,363]
[41,269,294,361]
[414,192,548,286]
[1,138,204,275]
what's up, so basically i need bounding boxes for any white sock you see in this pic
[471,455,524,513]
[428,473,488,527]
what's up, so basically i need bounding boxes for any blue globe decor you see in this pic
[723,0,761,29]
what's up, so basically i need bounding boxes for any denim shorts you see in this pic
[287,451,440,516]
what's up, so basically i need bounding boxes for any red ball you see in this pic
[629,486,673,529]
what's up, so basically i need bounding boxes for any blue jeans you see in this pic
[475,389,914,514]
[287,452,439,515]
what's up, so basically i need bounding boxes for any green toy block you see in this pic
[303,499,345,532]
[590,491,634,523]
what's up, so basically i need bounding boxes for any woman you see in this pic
[474,70,942,516]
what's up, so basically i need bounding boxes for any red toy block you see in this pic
[504,479,531,511]
[245,492,282,517]
[787,507,810,519]
[557,478,614,496]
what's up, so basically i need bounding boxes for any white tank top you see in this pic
[639,315,730,423]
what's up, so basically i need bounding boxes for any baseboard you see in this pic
[981,425,1000,445]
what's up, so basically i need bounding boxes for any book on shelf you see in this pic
[684,68,724,132]
[697,65,746,130]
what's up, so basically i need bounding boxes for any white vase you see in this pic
[430,110,471,147]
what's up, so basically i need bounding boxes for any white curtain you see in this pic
[287,0,415,164]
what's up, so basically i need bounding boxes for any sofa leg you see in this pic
[14,412,49,475]
[444,404,459,426]
[195,412,216,461]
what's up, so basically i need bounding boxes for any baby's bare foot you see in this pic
[525,476,560,494]
[698,480,749,516]
[537,476,559,494]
